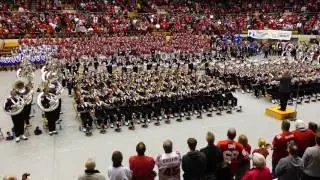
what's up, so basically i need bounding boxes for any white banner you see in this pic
[248,30,292,40]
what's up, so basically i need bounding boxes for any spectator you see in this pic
[129,142,156,180]
[156,140,181,180]
[217,128,245,180]
[271,120,295,178]
[200,131,223,180]
[236,134,251,180]
[108,151,132,180]
[275,141,303,180]
[182,138,207,180]
[241,153,272,180]
[252,138,269,158]
[308,122,319,133]
[302,132,320,180]
[78,158,106,180]
[2,176,17,180]
[293,120,316,157]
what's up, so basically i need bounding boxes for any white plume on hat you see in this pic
[295,119,306,131]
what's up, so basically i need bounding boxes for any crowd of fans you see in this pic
[4,120,319,180]
[0,0,319,38]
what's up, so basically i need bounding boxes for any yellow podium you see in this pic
[265,106,297,120]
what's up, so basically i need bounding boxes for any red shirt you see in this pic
[218,140,245,174]
[253,148,269,158]
[293,129,315,155]
[241,167,272,180]
[129,155,155,180]
[272,131,294,162]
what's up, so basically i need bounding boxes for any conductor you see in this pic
[279,71,292,111]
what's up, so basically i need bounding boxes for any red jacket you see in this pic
[129,155,155,180]
[272,131,294,162]
[241,167,272,180]
[218,140,245,175]
[293,129,315,156]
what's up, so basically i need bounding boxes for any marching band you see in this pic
[2,40,320,139]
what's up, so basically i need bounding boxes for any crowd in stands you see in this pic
[4,119,319,180]
[0,0,319,38]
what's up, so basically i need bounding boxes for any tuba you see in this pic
[3,93,25,116]
[37,86,60,112]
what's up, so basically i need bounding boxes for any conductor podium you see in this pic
[265,106,297,120]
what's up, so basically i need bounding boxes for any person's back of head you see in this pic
[206,131,215,146]
[287,141,298,156]
[227,128,236,141]
[295,119,306,131]
[308,122,318,133]
[163,139,173,154]
[136,142,146,156]
[238,134,248,147]
[3,176,17,180]
[187,138,197,151]
[112,151,123,168]
[281,120,290,132]
[85,158,96,171]
[252,153,266,168]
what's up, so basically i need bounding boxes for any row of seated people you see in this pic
[208,59,320,103]
[3,121,320,180]
[1,0,319,13]
[0,10,319,38]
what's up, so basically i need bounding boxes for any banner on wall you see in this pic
[248,30,292,40]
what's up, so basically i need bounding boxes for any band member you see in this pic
[41,88,59,135]
[77,98,93,132]
[94,96,107,128]
[15,81,33,127]
[278,71,292,111]
[66,75,75,97]
[4,90,28,142]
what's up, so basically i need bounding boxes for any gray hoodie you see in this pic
[275,155,303,180]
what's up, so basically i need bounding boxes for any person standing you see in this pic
[108,151,132,180]
[278,71,292,111]
[217,128,245,180]
[275,142,303,180]
[4,90,28,142]
[200,132,223,180]
[182,138,207,180]
[78,159,106,180]
[302,132,320,180]
[293,120,316,157]
[156,140,181,180]
[271,120,295,178]
[241,153,272,180]
[129,142,156,180]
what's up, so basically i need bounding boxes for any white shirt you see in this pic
[107,165,132,180]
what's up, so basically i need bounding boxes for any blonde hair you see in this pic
[3,176,17,180]
[238,134,248,146]
[85,158,96,170]
[258,138,266,148]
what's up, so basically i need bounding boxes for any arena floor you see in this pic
[0,70,319,180]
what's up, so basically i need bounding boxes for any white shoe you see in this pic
[53,131,58,135]
[21,135,28,140]
[15,137,20,142]
[49,132,53,135]
[110,124,114,128]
